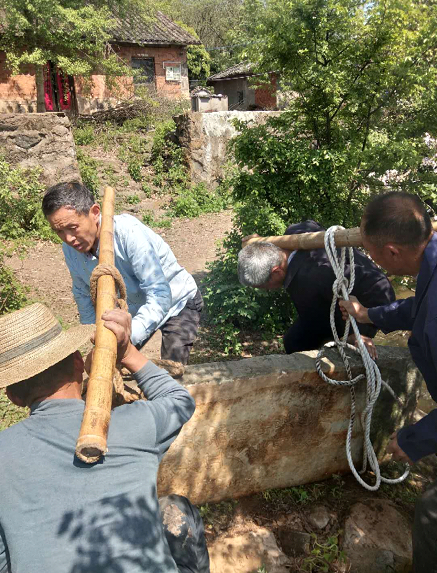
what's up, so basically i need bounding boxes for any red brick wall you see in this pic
[0,44,189,114]
[0,51,37,112]
[254,74,277,109]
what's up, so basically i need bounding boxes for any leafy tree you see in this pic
[1,0,154,111]
[232,0,437,227]
[175,22,211,81]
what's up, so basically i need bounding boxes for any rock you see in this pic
[0,113,80,186]
[308,504,330,530]
[276,528,311,557]
[209,526,291,573]
[342,499,412,573]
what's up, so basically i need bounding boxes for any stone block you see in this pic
[157,347,422,504]
[0,112,80,186]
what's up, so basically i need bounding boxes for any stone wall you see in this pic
[0,113,81,185]
[157,347,422,504]
[174,110,282,187]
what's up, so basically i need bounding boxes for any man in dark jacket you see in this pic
[340,192,437,573]
[238,220,395,356]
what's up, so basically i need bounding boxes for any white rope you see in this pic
[315,225,409,491]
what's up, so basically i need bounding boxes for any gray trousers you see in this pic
[413,477,437,572]
[138,290,203,365]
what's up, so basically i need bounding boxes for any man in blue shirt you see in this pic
[42,182,203,364]
[0,303,209,573]
[340,191,437,573]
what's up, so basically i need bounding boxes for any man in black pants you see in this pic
[238,220,395,357]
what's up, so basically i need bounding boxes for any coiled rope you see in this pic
[315,226,409,491]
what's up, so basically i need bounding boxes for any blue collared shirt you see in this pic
[368,232,437,461]
[63,214,198,346]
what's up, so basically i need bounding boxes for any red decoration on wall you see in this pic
[56,70,71,110]
[43,63,54,111]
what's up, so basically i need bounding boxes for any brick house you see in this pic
[0,12,199,114]
[207,63,278,111]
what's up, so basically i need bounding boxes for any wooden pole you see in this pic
[243,222,437,251]
[76,187,117,463]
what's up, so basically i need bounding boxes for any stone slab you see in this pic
[157,347,422,504]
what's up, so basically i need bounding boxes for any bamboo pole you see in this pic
[76,186,117,463]
[243,221,437,251]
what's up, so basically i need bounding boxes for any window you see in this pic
[165,64,182,82]
[131,57,155,84]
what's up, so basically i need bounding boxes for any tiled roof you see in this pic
[111,11,200,46]
[207,62,254,82]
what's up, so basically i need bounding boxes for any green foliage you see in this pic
[170,183,226,218]
[0,390,28,431]
[126,194,141,205]
[302,532,347,573]
[141,182,152,197]
[73,123,96,146]
[142,210,173,229]
[233,0,437,226]
[0,252,28,316]
[127,156,143,182]
[0,157,53,240]
[76,149,99,198]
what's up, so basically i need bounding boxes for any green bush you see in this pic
[126,193,140,205]
[0,251,28,316]
[73,123,95,146]
[0,157,53,240]
[170,183,226,218]
[76,149,99,198]
[127,156,143,182]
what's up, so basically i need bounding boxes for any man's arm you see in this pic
[123,223,172,346]
[102,309,195,457]
[63,245,96,324]
[340,296,415,333]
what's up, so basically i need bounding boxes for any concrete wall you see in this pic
[192,94,228,112]
[0,113,81,185]
[157,347,422,504]
[174,110,282,186]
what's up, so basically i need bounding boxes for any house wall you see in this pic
[0,45,189,114]
[0,51,37,113]
[209,78,255,110]
[75,44,190,114]
[254,74,277,109]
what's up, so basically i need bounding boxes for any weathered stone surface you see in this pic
[307,504,331,530]
[157,347,422,504]
[343,499,412,573]
[174,111,282,187]
[276,529,312,557]
[209,526,291,573]
[0,113,80,185]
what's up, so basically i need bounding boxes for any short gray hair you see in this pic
[42,182,96,217]
[238,242,283,287]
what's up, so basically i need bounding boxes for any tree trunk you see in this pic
[35,65,46,112]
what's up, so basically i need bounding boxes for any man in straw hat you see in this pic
[42,181,203,365]
[0,303,210,573]
[340,191,437,573]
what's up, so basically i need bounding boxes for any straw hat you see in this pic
[0,303,94,389]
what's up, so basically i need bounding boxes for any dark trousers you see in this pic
[283,316,334,354]
[160,495,210,573]
[413,477,437,573]
[139,290,203,365]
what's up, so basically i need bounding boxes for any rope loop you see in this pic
[315,226,409,491]
[90,263,128,311]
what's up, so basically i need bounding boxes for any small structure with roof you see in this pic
[190,87,228,112]
[207,62,277,111]
[0,12,200,114]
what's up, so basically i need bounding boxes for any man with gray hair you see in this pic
[238,220,395,356]
[42,182,203,365]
